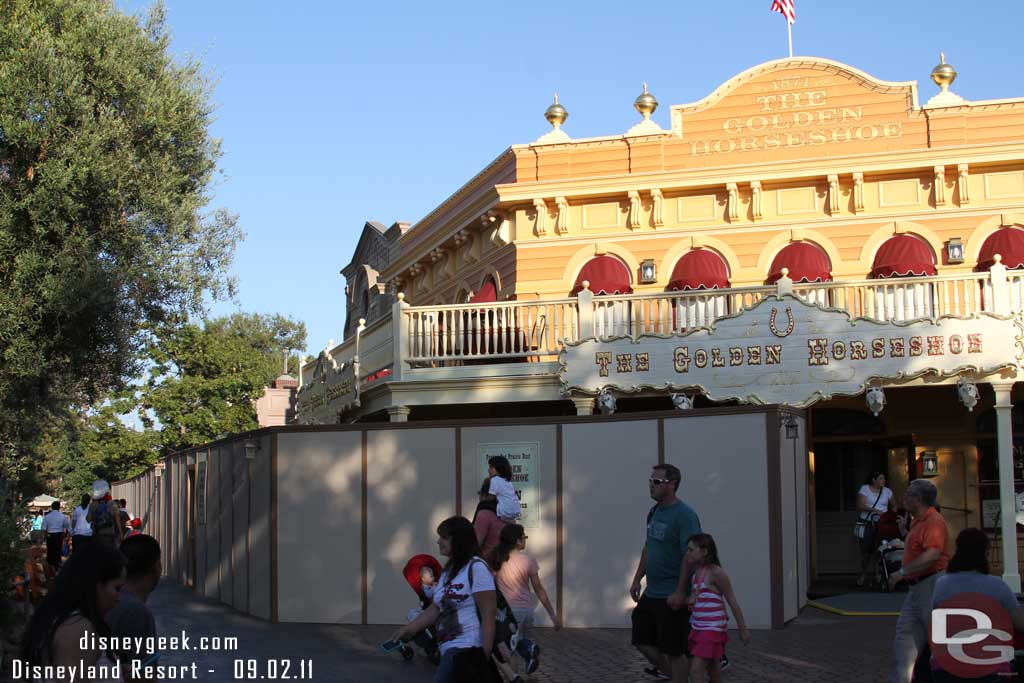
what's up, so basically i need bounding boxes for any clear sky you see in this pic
[118,0,1024,358]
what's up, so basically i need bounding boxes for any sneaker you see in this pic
[643,666,671,680]
[524,643,541,674]
[720,654,730,671]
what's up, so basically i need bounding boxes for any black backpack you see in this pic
[90,500,114,532]
[467,558,519,653]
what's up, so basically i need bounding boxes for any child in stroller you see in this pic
[399,554,443,664]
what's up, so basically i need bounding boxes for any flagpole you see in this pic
[787,21,793,58]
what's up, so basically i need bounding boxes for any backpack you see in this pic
[90,500,114,532]
[467,558,520,653]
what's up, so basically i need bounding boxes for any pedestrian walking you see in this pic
[685,533,750,683]
[392,516,499,682]
[42,501,70,571]
[490,523,561,675]
[71,494,93,553]
[106,534,162,681]
[630,464,702,683]
[19,544,126,682]
[87,494,120,548]
[472,478,504,558]
[890,479,951,683]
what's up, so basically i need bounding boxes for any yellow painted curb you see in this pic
[807,600,899,617]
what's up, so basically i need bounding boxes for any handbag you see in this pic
[854,488,884,539]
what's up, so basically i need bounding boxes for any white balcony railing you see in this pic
[388,266,1018,370]
[299,264,1021,384]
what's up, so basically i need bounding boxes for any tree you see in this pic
[142,313,306,453]
[0,0,241,484]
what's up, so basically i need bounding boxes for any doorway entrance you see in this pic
[810,408,911,576]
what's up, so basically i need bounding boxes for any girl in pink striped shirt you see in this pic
[685,533,751,683]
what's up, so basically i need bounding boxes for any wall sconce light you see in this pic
[640,259,657,284]
[946,237,964,264]
[920,451,939,477]
[780,413,799,440]
[244,438,259,461]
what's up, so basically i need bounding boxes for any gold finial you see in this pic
[634,81,658,119]
[544,93,568,129]
[931,51,957,92]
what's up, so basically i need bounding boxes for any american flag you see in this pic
[771,0,795,24]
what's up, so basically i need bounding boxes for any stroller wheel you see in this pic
[400,645,415,661]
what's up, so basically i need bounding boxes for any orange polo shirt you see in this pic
[902,507,950,579]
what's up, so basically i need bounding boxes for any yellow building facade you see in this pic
[302,56,1024,586]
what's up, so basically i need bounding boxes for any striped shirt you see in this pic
[690,566,728,632]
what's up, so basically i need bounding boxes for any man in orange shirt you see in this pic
[889,478,951,683]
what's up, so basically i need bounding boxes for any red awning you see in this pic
[978,228,1024,270]
[667,250,730,290]
[871,234,936,278]
[469,278,497,303]
[571,256,633,295]
[766,242,832,284]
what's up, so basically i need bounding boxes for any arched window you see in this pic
[869,235,937,321]
[871,234,936,278]
[977,227,1024,271]
[469,276,498,303]
[667,249,730,290]
[766,241,832,307]
[668,249,730,329]
[766,241,832,284]
[571,256,633,338]
[570,256,633,296]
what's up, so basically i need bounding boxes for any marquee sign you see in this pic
[559,295,1024,408]
[296,350,359,424]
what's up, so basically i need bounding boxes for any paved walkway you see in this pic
[151,581,895,682]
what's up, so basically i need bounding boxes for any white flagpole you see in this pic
[787,20,793,58]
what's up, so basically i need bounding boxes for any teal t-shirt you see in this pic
[645,500,702,598]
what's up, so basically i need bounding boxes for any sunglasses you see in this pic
[649,477,673,485]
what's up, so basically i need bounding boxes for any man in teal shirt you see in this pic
[630,464,702,683]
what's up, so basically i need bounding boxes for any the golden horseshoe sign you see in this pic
[769,307,795,338]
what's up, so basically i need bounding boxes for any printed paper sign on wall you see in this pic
[478,442,540,529]
[560,295,1024,408]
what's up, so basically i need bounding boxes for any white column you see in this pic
[386,405,411,423]
[571,397,596,416]
[993,382,1021,592]
[391,293,410,381]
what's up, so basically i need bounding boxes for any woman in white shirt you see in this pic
[856,472,895,587]
[393,516,497,682]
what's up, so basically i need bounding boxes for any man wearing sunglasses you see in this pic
[630,464,702,683]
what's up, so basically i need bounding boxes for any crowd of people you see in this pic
[9,489,163,683]
[393,458,750,683]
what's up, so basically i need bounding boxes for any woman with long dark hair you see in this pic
[489,524,560,675]
[393,516,497,682]
[19,543,126,681]
[929,528,1024,682]
[856,472,894,587]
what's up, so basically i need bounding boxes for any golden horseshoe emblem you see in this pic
[769,307,795,338]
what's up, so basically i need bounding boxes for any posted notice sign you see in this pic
[478,442,540,529]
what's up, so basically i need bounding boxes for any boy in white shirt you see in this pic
[487,456,521,523]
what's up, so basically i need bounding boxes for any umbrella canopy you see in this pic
[28,494,60,509]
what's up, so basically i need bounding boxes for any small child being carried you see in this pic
[487,456,521,523]
[685,533,751,683]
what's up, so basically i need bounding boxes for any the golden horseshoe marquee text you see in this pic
[593,332,984,377]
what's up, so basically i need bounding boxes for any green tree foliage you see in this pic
[142,313,305,454]
[0,0,241,483]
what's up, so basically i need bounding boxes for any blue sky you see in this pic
[118,1,1024,358]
